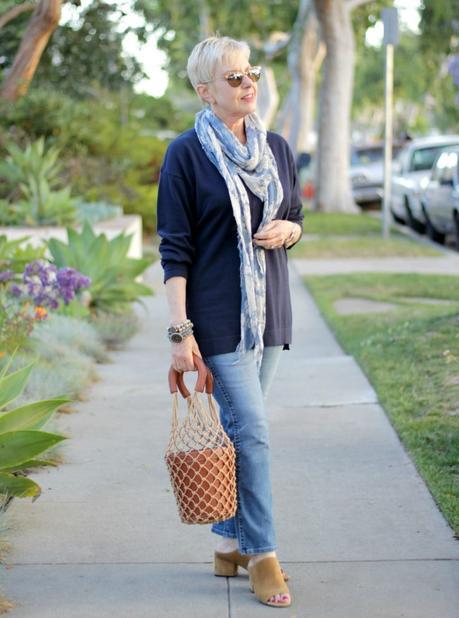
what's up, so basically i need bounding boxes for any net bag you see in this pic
[165,354,237,525]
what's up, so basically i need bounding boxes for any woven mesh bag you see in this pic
[165,354,237,525]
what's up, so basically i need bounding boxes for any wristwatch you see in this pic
[167,319,193,343]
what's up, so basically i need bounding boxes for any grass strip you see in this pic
[302,211,398,235]
[303,272,459,536]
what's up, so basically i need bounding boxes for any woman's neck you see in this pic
[212,108,246,144]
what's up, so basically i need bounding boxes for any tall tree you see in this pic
[277,0,325,154]
[34,2,146,97]
[419,0,459,131]
[149,0,298,126]
[0,0,61,101]
[313,0,371,213]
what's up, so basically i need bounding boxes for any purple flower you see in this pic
[0,270,14,283]
[8,260,91,310]
[23,260,57,287]
[56,267,91,305]
[10,284,23,297]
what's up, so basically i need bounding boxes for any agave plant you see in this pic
[47,220,153,311]
[0,138,77,226]
[0,355,70,499]
[0,235,46,273]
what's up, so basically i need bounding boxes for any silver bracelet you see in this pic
[167,319,194,343]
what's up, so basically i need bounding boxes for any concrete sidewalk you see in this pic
[293,253,459,275]
[2,261,459,617]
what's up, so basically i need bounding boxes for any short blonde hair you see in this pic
[187,36,251,91]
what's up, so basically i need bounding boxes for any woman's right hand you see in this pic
[171,334,202,373]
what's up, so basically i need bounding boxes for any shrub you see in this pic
[0,90,169,234]
[31,314,108,363]
[0,138,77,226]
[84,182,158,234]
[15,346,97,406]
[47,221,154,311]
[74,200,123,224]
[0,356,69,499]
[90,305,140,347]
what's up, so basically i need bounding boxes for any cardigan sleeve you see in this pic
[284,142,304,250]
[156,169,196,283]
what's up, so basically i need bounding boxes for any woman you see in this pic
[157,35,303,608]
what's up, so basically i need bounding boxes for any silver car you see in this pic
[350,143,402,206]
[420,147,459,248]
[391,135,459,232]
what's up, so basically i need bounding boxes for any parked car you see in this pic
[299,143,402,206]
[350,143,403,206]
[391,135,459,232]
[420,147,459,247]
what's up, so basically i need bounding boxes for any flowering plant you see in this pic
[9,259,91,314]
[0,260,91,354]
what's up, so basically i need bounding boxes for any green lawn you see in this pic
[303,272,459,536]
[295,211,443,258]
[302,211,398,235]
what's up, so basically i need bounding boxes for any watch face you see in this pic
[170,333,183,343]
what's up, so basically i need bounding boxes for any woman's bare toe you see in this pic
[268,592,290,604]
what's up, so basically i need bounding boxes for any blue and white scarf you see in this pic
[195,107,284,369]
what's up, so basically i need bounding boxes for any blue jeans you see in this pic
[203,345,283,555]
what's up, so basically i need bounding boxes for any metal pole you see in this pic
[383,43,394,239]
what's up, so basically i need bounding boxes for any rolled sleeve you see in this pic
[156,170,195,283]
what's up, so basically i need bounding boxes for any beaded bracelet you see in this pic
[167,319,194,343]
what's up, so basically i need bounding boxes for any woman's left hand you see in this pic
[253,220,298,250]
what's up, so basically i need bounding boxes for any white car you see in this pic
[420,147,459,247]
[391,135,459,232]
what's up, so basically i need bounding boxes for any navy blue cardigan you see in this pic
[157,128,304,357]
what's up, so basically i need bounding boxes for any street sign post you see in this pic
[382,7,399,239]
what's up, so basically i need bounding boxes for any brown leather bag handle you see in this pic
[168,353,213,398]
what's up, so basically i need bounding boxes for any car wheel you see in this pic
[453,211,459,251]
[425,212,446,245]
[404,199,425,234]
[391,208,405,225]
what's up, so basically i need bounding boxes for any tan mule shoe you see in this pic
[214,550,290,581]
[248,556,291,608]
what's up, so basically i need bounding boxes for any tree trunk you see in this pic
[257,66,279,129]
[313,0,359,213]
[198,0,211,40]
[0,0,61,102]
[276,88,293,139]
[283,0,325,155]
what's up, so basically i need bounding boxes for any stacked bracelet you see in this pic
[167,319,194,343]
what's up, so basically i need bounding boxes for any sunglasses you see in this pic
[203,66,262,88]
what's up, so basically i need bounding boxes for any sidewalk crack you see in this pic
[226,577,231,618]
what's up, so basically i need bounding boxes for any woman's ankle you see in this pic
[248,551,276,567]
[215,537,239,553]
